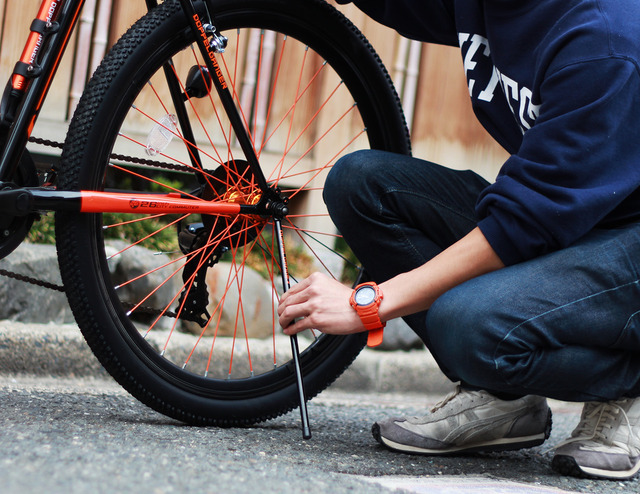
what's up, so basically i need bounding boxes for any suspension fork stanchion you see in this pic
[274,217,312,440]
[177,0,270,192]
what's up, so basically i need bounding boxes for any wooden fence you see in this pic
[0,0,507,179]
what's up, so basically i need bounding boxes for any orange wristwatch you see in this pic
[349,282,385,347]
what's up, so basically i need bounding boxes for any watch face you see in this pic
[355,285,376,306]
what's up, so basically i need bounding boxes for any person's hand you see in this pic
[277,272,365,336]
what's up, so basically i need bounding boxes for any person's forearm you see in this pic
[278,227,504,336]
[378,227,504,321]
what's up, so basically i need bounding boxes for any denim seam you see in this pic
[381,187,478,224]
[492,278,640,385]
[620,308,640,342]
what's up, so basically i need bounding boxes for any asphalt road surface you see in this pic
[1,375,638,494]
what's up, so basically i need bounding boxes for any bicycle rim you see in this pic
[56,0,410,424]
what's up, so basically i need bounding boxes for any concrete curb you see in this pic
[0,320,455,395]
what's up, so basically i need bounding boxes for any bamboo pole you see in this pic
[252,30,276,151]
[392,36,409,98]
[239,29,260,126]
[0,0,7,57]
[402,40,422,134]
[89,0,113,76]
[67,0,97,117]
[0,0,34,77]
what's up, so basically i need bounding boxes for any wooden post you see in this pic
[68,0,97,117]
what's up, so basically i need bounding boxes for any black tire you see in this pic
[55,0,410,425]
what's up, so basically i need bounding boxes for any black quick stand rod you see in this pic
[274,218,311,440]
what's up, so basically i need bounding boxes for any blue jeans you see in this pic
[324,150,640,402]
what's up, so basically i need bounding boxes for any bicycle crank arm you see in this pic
[0,187,256,216]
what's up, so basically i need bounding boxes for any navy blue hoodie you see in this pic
[341,0,640,265]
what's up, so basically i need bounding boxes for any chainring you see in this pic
[0,150,39,260]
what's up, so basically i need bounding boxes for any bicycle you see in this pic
[0,0,410,435]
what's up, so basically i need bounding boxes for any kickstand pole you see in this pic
[274,218,312,439]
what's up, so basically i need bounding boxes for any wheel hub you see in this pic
[201,159,269,247]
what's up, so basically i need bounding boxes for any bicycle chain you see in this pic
[0,268,65,292]
[0,136,207,322]
[28,136,195,173]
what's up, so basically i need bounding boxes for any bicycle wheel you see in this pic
[56,0,410,425]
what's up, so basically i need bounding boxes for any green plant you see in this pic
[102,212,181,253]
[27,213,56,244]
[27,210,181,254]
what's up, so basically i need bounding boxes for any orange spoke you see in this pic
[145,79,173,118]
[254,231,279,368]
[107,214,189,261]
[103,213,167,229]
[286,127,366,202]
[274,101,357,190]
[258,34,287,157]
[219,38,256,153]
[160,216,241,354]
[271,81,346,185]
[261,55,328,157]
[124,257,185,319]
[132,216,233,336]
[168,59,222,189]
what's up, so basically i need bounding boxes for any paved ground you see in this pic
[1,375,639,494]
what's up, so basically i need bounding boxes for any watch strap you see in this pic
[367,327,384,347]
[350,282,385,348]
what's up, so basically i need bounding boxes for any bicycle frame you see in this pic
[0,0,310,438]
[0,0,84,181]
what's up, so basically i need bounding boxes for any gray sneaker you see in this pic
[551,398,640,479]
[372,386,552,454]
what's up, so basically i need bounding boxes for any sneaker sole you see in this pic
[372,408,552,455]
[551,454,640,480]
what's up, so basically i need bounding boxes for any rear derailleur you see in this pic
[175,222,226,328]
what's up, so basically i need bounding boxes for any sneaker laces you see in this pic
[429,385,487,414]
[551,399,638,454]
[403,386,490,423]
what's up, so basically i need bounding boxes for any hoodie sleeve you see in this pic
[335,0,458,46]
[477,57,640,265]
